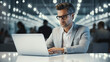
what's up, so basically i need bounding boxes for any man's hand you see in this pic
[48,47,64,54]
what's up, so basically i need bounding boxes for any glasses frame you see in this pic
[56,13,73,20]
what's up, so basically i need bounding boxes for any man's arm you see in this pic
[47,27,90,54]
[64,27,90,53]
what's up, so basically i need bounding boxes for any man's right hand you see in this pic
[48,48,56,54]
[48,47,64,54]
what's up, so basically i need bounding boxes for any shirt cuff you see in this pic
[64,47,67,54]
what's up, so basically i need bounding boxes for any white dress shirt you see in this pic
[62,24,74,52]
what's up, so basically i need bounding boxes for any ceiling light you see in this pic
[28,4,32,8]
[13,8,16,12]
[33,8,37,11]
[16,8,19,12]
[8,5,11,9]
[12,14,16,17]
[100,9,104,12]
[7,13,11,16]
[2,11,6,15]
[19,10,21,13]
[16,1,19,4]
[95,8,98,13]
[53,0,57,4]
[22,0,25,3]
[0,1,2,3]
[77,3,81,7]
[3,2,6,6]
[103,4,108,8]
[90,11,94,15]
[78,0,82,3]
[108,3,110,6]
[22,11,26,15]
[77,7,80,10]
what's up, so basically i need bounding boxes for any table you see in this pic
[0,52,110,62]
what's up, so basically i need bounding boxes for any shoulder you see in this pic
[76,24,89,32]
[51,26,62,34]
[53,26,62,31]
[39,26,43,29]
[47,26,52,29]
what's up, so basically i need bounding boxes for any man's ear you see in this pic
[72,13,74,19]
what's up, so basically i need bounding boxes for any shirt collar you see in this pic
[62,23,74,35]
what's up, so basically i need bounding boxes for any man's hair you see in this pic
[56,2,75,13]
[43,20,48,25]
[98,21,105,28]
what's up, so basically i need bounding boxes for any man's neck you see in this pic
[64,23,73,33]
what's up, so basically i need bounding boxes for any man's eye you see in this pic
[62,16,64,18]
[63,15,67,17]
[59,16,62,18]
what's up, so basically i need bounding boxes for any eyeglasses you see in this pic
[56,13,72,20]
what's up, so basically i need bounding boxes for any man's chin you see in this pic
[61,25,67,28]
[61,24,65,27]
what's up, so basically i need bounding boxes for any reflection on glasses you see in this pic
[56,13,72,20]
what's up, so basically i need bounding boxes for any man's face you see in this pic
[57,9,74,28]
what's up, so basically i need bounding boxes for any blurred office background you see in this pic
[0,0,110,53]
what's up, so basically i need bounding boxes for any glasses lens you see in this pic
[62,15,67,20]
[56,14,71,20]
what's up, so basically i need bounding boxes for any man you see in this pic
[46,3,90,54]
[94,21,110,42]
[38,20,52,40]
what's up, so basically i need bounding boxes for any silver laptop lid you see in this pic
[12,34,49,56]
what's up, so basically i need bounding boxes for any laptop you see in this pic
[12,34,60,56]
